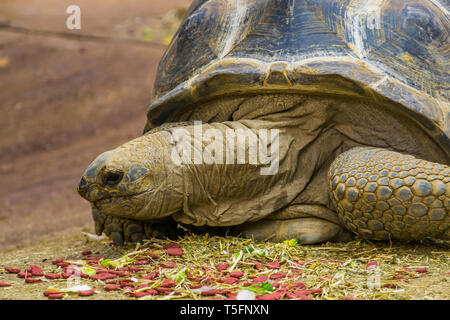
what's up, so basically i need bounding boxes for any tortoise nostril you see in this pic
[102,170,124,187]
[78,176,88,190]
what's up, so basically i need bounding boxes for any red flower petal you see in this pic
[222,277,239,285]
[251,275,268,284]
[0,282,11,287]
[45,273,61,280]
[5,267,20,274]
[229,270,243,278]
[128,266,141,272]
[47,293,64,299]
[291,269,303,275]
[134,290,158,298]
[163,243,180,249]
[254,261,263,270]
[217,263,229,272]
[166,247,183,256]
[226,293,237,300]
[307,288,323,294]
[269,272,286,280]
[415,268,428,274]
[141,272,159,280]
[285,292,297,299]
[286,292,312,300]
[271,282,281,288]
[266,261,280,269]
[25,278,42,284]
[136,284,149,290]
[201,276,211,285]
[365,261,378,271]
[104,285,121,291]
[189,284,202,289]
[256,290,286,300]
[156,287,173,294]
[56,262,69,268]
[30,265,44,276]
[201,289,220,296]
[143,289,159,295]
[82,250,92,256]
[162,279,176,288]
[290,281,306,289]
[51,259,64,265]
[90,273,117,281]
[84,256,102,261]
[160,262,175,268]
[78,289,95,296]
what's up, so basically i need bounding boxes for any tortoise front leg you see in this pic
[92,210,180,245]
[329,147,449,240]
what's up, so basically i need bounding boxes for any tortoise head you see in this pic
[77,133,181,219]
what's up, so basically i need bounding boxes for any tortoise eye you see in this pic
[102,170,124,187]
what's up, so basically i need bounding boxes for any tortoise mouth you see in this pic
[93,191,146,209]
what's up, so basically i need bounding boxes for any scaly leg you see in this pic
[328,147,449,240]
[92,210,181,245]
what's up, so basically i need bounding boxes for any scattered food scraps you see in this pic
[0,235,447,300]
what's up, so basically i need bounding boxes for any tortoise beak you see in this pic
[77,176,89,198]
[77,150,125,202]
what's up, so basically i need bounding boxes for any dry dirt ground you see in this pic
[0,0,189,250]
[0,1,448,300]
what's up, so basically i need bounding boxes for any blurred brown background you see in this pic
[0,0,190,250]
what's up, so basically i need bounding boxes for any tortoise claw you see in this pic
[90,210,181,244]
[124,220,146,243]
[92,210,106,236]
[111,231,124,246]
[104,216,123,235]
[130,233,145,243]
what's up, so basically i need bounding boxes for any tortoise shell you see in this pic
[145,0,449,154]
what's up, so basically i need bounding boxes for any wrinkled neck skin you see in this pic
[136,132,185,220]
[160,122,302,227]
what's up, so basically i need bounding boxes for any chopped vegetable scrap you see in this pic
[0,236,444,300]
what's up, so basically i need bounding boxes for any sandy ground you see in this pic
[0,0,189,250]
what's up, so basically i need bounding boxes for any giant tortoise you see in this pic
[78,0,449,245]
